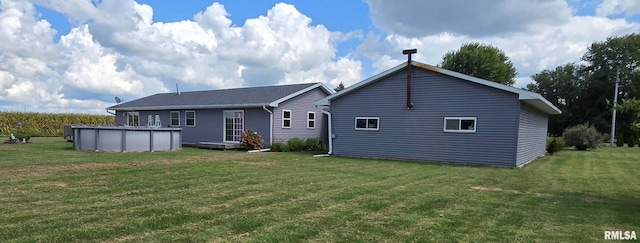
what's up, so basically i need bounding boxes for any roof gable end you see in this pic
[315,61,561,115]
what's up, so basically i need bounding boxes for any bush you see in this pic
[547,138,558,155]
[240,130,263,150]
[270,141,289,152]
[616,134,625,147]
[563,124,602,150]
[287,137,305,152]
[546,137,566,155]
[304,137,328,152]
[628,134,636,148]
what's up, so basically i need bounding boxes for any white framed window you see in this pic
[170,111,180,126]
[282,110,292,128]
[355,117,379,130]
[307,112,315,129]
[185,111,196,127]
[443,117,477,133]
[127,112,140,126]
[224,110,244,143]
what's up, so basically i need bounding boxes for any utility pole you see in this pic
[610,68,620,146]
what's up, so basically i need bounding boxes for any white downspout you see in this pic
[314,107,332,156]
[262,105,273,146]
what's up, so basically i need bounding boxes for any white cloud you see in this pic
[0,0,363,113]
[357,4,639,88]
[597,0,640,16]
[365,0,572,37]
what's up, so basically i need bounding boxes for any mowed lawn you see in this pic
[1,138,639,242]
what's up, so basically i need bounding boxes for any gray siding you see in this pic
[330,68,521,167]
[116,108,270,145]
[516,103,549,166]
[273,87,329,143]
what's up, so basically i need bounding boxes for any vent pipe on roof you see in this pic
[176,83,180,95]
[402,49,417,109]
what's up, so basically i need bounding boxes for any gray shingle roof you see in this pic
[109,83,330,111]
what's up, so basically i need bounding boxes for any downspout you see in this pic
[262,105,273,146]
[314,107,332,156]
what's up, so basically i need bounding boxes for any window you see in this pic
[170,111,180,126]
[307,112,315,129]
[355,117,379,130]
[127,112,139,126]
[224,110,244,143]
[282,110,292,128]
[185,111,196,127]
[443,117,476,133]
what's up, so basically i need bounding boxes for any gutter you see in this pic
[105,108,116,115]
[262,105,273,146]
[313,107,332,157]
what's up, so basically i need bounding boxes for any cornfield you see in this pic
[0,111,115,137]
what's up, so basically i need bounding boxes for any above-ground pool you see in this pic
[72,126,182,152]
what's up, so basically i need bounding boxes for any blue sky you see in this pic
[1,0,640,113]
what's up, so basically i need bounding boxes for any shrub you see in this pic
[546,137,565,155]
[616,134,625,147]
[304,137,327,152]
[547,138,558,155]
[628,134,636,148]
[287,137,305,152]
[270,140,289,152]
[240,130,263,150]
[563,124,602,150]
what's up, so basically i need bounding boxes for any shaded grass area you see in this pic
[1,137,639,242]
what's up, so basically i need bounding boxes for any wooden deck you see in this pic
[195,142,243,150]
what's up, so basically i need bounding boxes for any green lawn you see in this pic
[1,138,639,242]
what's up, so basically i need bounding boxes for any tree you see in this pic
[334,82,345,92]
[440,42,518,85]
[528,34,640,136]
[528,63,584,136]
[579,34,640,134]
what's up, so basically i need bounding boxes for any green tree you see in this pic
[440,42,518,85]
[528,63,584,136]
[334,82,345,92]
[580,34,640,134]
[528,34,640,136]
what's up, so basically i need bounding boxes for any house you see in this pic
[314,61,561,167]
[108,83,333,147]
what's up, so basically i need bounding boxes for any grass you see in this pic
[1,137,639,242]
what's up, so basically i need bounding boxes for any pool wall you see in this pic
[72,126,182,152]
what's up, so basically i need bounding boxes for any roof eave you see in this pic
[269,83,334,107]
[108,103,270,111]
[520,97,562,115]
[316,63,407,106]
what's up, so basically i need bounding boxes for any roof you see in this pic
[109,82,333,111]
[315,61,562,115]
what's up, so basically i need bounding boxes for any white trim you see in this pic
[313,61,561,115]
[126,112,140,126]
[282,109,292,128]
[170,111,180,126]
[355,117,379,131]
[269,83,334,107]
[443,117,477,133]
[307,111,316,129]
[185,110,196,127]
[262,105,273,146]
[223,110,245,143]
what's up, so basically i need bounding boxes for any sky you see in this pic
[1,0,640,114]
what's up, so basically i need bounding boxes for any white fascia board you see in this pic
[109,103,269,111]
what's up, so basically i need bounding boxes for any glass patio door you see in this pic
[224,110,244,143]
